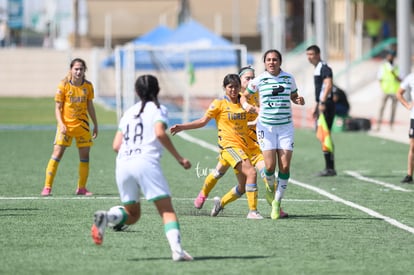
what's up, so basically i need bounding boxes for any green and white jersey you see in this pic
[247,70,298,126]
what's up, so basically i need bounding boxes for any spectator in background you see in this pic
[43,21,52,48]
[332,85,350,117]
[365,14,382,46]
[381,20,391,41]
[0,20,7,47]
[376,50,400,131]
[396,72,414,184]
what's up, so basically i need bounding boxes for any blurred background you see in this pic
[0,0,412,128]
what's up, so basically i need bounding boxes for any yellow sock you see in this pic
[77,161,89,189]
[44,158,60,189]
[221,186,241,207]
[201,173,218,196]
[245,183,258,211]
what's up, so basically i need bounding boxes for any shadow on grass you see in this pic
[179,209,245,217]
[0,207,40,217]
[128,255,270,261]
[286,214,381,220]
[0,208,40,211]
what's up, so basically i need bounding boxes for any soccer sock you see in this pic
[221,185,242,207]
[164,221,183,253]
[264,168,276,187]
[324,152,335,170]
[245,183,258,211]
[275,172,289,202]
[44,157,60,189]
[260,168,275,191]
[107,206,128,226]
[77,159,89,189]
[201,169,223,196]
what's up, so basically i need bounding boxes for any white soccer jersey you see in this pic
[400,73,414,119]
[117,101,168,161]
[247,70,298,126]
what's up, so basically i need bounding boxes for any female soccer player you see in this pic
[41,58,98,196]
[91,74,193,261]
[193,67,288,218]
[244,49,305,219]
[170,73,263,219]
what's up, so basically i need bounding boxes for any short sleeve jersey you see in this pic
[400,73,414,119]
[313,61,333,102]
[243,91,260,147]
[205,96,249,150]
[55,79,94,129]
[117,101,168,161]
[247,70,298,126]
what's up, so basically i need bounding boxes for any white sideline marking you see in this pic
[177,132,414,234]
[177,132,219,153]
[290,179,414,234]
[345,170,412,192]
[0,196,328,203]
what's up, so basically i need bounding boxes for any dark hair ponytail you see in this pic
[134,75,161,118]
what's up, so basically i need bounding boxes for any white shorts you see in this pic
[115,157,171,204]
[256,121,294,151]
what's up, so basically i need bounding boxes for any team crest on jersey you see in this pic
[280,76,292,84]
[83,89,87,95]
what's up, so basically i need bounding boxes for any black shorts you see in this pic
[323,100,336,130]
[409,119,414,139]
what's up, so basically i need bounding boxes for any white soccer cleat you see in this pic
[246,210,264,220]
[210,197,223,217]
[91,211,108,245]
[172,250,193,261]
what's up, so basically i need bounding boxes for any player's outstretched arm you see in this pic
[156,122,191,169]
[170,116,211,136]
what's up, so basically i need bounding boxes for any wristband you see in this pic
[320,101,325,105]
[242,102,249,110]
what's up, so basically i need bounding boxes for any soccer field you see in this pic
[1,124,414,274]
[1,97,414,274]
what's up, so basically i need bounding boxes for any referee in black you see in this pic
[306,45,337,177]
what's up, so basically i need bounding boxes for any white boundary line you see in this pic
[345,170,412,192]
[0,196,329,202]
[177,131,414,234]
[290,179,414,234]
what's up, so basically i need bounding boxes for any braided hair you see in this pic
[134,74,161,118]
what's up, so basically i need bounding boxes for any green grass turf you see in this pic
[1,98,414,274]
[0,97,117,125]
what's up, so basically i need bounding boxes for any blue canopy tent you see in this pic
[101,20,254,70]
[101,25,174,68]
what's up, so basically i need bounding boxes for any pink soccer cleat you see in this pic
[194,192,207,209]
[76,188,93,196]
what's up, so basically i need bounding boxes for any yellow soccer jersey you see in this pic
[55,79,94,129]
[245,91,259,123]
[205,96,249,150]
[243,91,260,150]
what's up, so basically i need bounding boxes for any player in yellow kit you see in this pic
[170,73,263,219]
[41,58,98,196]
[192,67,288,218]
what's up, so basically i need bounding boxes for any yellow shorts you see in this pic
[248,145,264,166]
[54,126,93,148]
[219,147,250,168]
